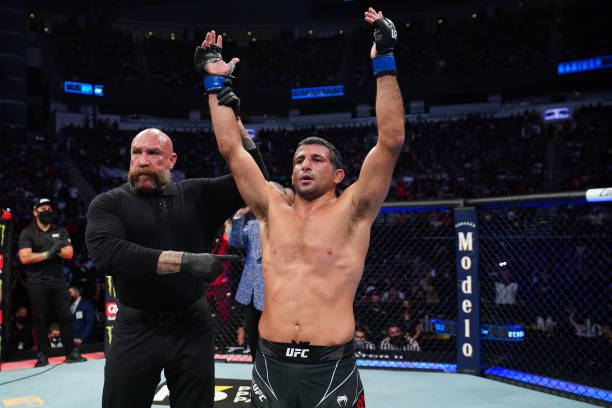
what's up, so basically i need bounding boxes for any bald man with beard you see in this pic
[85,127,268,408]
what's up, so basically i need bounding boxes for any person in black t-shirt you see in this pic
[86,126,268,408]
[18,198,87,367]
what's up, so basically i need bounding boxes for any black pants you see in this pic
[252,339,365,408]
[102,297,216,408]
[244,302,262,360]
[27,278,75,354]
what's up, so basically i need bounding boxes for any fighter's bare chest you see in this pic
[267,211,351,255]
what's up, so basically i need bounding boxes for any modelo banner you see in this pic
[0,209,14,366]
[453,207,482,375]
[104,275,118,354]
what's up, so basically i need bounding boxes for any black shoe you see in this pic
[65,349,86,363]
[35,352,49,367]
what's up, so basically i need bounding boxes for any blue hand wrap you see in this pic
[372,55,397,77]
[204,76,226,93]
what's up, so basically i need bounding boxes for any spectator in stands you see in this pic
[381,283,405,321]
[69,286,96,345]
[357,292,389,344]
[379,325,421,351]
[528,270,556,331]
[18,197,86,367]
[353,327,376,352]
[8,306,35,353]
[228,182,293,360]
[409,282,428,312]
[422,269,441,308]
[382,284,406,303]
[494,267,519,305]
[48,323,63,349]
[398,301,423,342]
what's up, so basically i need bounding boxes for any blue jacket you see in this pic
[229,215,264,311]
[72,297,96,343]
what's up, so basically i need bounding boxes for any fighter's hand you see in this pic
[364,7,397,59]
[180,252,239,283]
[217,79,241,119]
[195,30,240,76]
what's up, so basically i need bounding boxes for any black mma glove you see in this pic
[194,45,222,76]
[47,240,64,258]
[217,79,241,120]
[371,17,398,77]
[180,252,239,283]
[194,44,236,93]
[372,17,397,56]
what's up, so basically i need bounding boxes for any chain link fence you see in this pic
[210,207,458,369]
[355,208,457,368]
[478,201,611,403]
[98,193,610,405]
[209,244,249,361]
[209,198,611,405]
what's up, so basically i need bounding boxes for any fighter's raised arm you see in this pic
[196,31,273,220]
[347,8,405,221]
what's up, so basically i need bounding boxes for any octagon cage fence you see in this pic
[94,188,611,406]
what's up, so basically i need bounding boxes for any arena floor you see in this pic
[0,354,600,408]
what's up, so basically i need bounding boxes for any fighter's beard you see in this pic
[128,167,170,194]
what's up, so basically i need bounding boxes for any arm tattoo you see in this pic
[157,251,183,275]
[238,122,256,150]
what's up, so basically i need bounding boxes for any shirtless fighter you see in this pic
[200,7,404,407]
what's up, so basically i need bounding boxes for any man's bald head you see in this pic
[132,128,174,154]
[128,128,177,194]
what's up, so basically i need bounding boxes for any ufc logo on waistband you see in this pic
[286,348,309,358]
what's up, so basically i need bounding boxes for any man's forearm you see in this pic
[208,93,242,157]
[375,75,405,146]
[19,251,48,264]
[157,250,184,275]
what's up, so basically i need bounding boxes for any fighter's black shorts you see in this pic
[251,338,365,408]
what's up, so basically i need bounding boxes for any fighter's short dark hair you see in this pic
[296,137,343,170]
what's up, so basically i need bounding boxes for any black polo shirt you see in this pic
[85,176,244,312]
[18,224,71,281]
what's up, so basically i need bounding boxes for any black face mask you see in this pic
[38,210,53,225]
[50,336,61,344]
[15,316,27,324]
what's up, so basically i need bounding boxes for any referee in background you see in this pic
[18,198,86,366]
